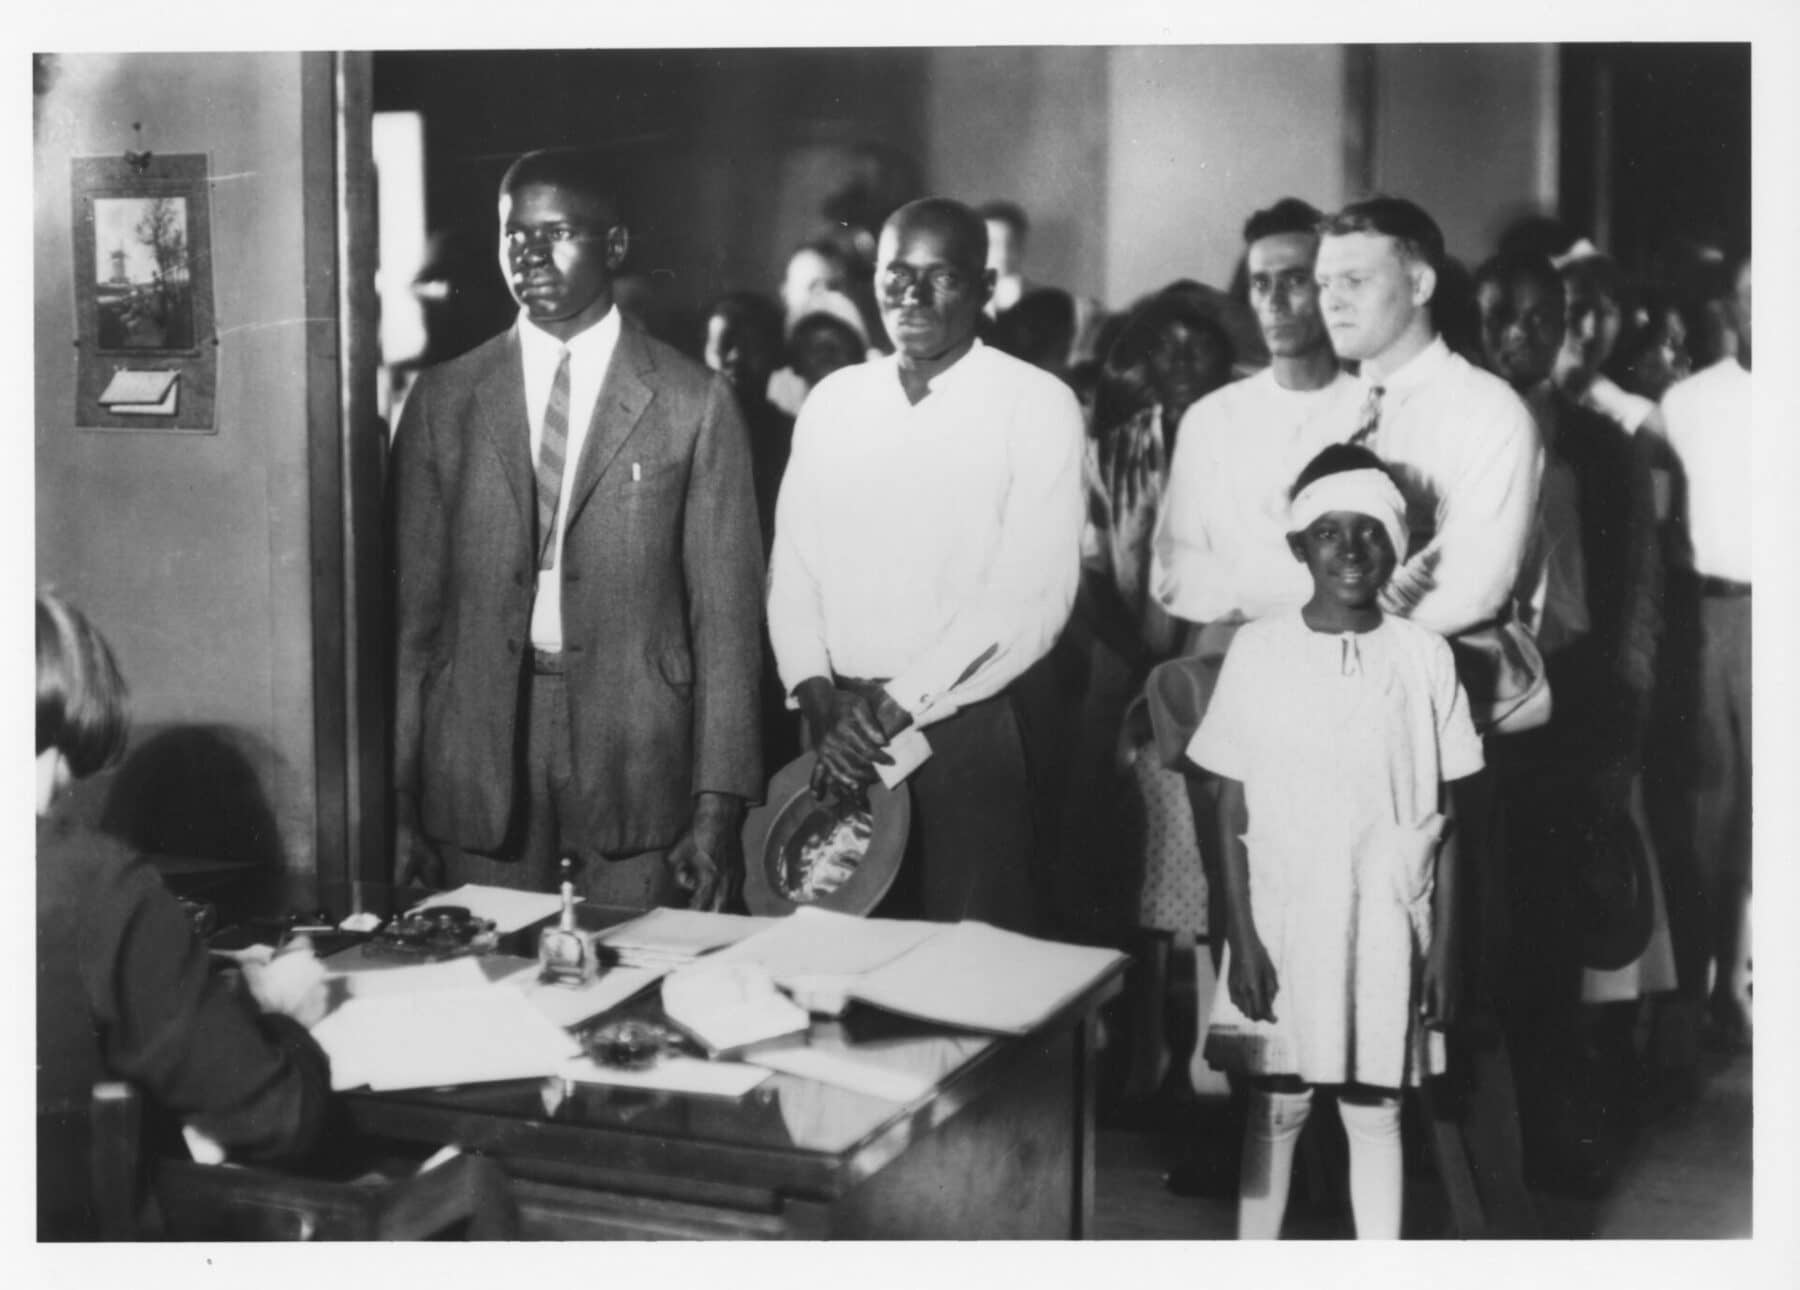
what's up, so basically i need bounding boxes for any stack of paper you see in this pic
[849,921,1126,1035]
[712,907,939,981]
[311,985,581,1092]
[596,908,773,971]
[713,909,1126,1037]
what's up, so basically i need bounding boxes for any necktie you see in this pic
[1349,383,1385,447]
[536,348,571,571]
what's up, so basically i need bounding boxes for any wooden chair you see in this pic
[85,1081,520,1241]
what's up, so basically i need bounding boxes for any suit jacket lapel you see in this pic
[566,321,656,533]
[471,330,534,527]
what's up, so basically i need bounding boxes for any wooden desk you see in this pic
[340,952,1124,1240]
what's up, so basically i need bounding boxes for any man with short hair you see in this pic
[1659,252,1753,1056]
[1474,248,1666,1191]
[1315,196,1543,1236]
[978,200,1031,317]
[1153,197,1362,631]
[393,148,764,911]
[767,197,1084,933]
[1315,198,1543,640]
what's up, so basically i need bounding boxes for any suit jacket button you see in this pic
[566,569,582,583]
[513,570,526,587]
[506,638,520,654]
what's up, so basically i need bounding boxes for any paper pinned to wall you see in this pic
[98,368,179,415]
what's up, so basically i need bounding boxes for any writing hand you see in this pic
[242,936,331,1030]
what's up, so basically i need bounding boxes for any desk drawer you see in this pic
[514,1178,798,1240]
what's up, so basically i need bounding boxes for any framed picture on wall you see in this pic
[71,152,218,431]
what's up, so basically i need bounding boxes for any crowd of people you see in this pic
[39,143,1751,1242]
[690,180,1752,1238]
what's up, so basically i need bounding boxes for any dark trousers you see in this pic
[1425,764,1540,1237]
[431,654,676,910]
[1680,591,1753,1008]
[869,686,1045,936]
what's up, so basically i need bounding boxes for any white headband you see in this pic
[1289,468,1411,563]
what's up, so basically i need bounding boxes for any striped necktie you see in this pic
[536,348,571,571]
[1348,383,1385,447]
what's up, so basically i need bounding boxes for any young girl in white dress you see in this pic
[1188,444,1485,1238]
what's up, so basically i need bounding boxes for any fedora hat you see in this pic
[1572,804,1657,972]
[740,752,911,917]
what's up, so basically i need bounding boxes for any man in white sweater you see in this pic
[767,197,1084,934]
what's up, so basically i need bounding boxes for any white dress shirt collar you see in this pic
[1364,334,1451,397]
[517,304,621,373]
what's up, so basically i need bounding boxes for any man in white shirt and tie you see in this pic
[1313,195,1544,1233]
[767,197,1085,933]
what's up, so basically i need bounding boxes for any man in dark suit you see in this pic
[392,148,763,910]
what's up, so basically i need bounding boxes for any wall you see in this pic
[1371,44,1560,265]
[920,47,1111,303]
[35,53,322,905]
[1103,46,1349,304]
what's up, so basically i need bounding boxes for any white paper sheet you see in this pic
[712,907,940,982]
[555,1054,768,1098]
[662,962,810,1055]
[408,884,572,934]
[747,1047,935,1103]
[523,966,667,1030]
[326,955,491,996]
[311,985,581,1092]
[597,908,773,956]
[849,921,1127,1035]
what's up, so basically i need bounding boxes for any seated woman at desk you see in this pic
[36,589,332,1238]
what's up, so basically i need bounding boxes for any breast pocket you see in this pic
[611,458,686,499]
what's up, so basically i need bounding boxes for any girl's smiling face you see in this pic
[1289,509,1396,623]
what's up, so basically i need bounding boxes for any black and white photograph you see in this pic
[91,196,195,352]
[18,3,1797,1284]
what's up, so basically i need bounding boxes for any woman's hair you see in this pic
[1289,442,1397,501]
[1092,286,1237,435]
[37,589,130,779]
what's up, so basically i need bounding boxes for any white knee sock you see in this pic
[1238,1087,1313,1239]
[1338,1095,1404,1239]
